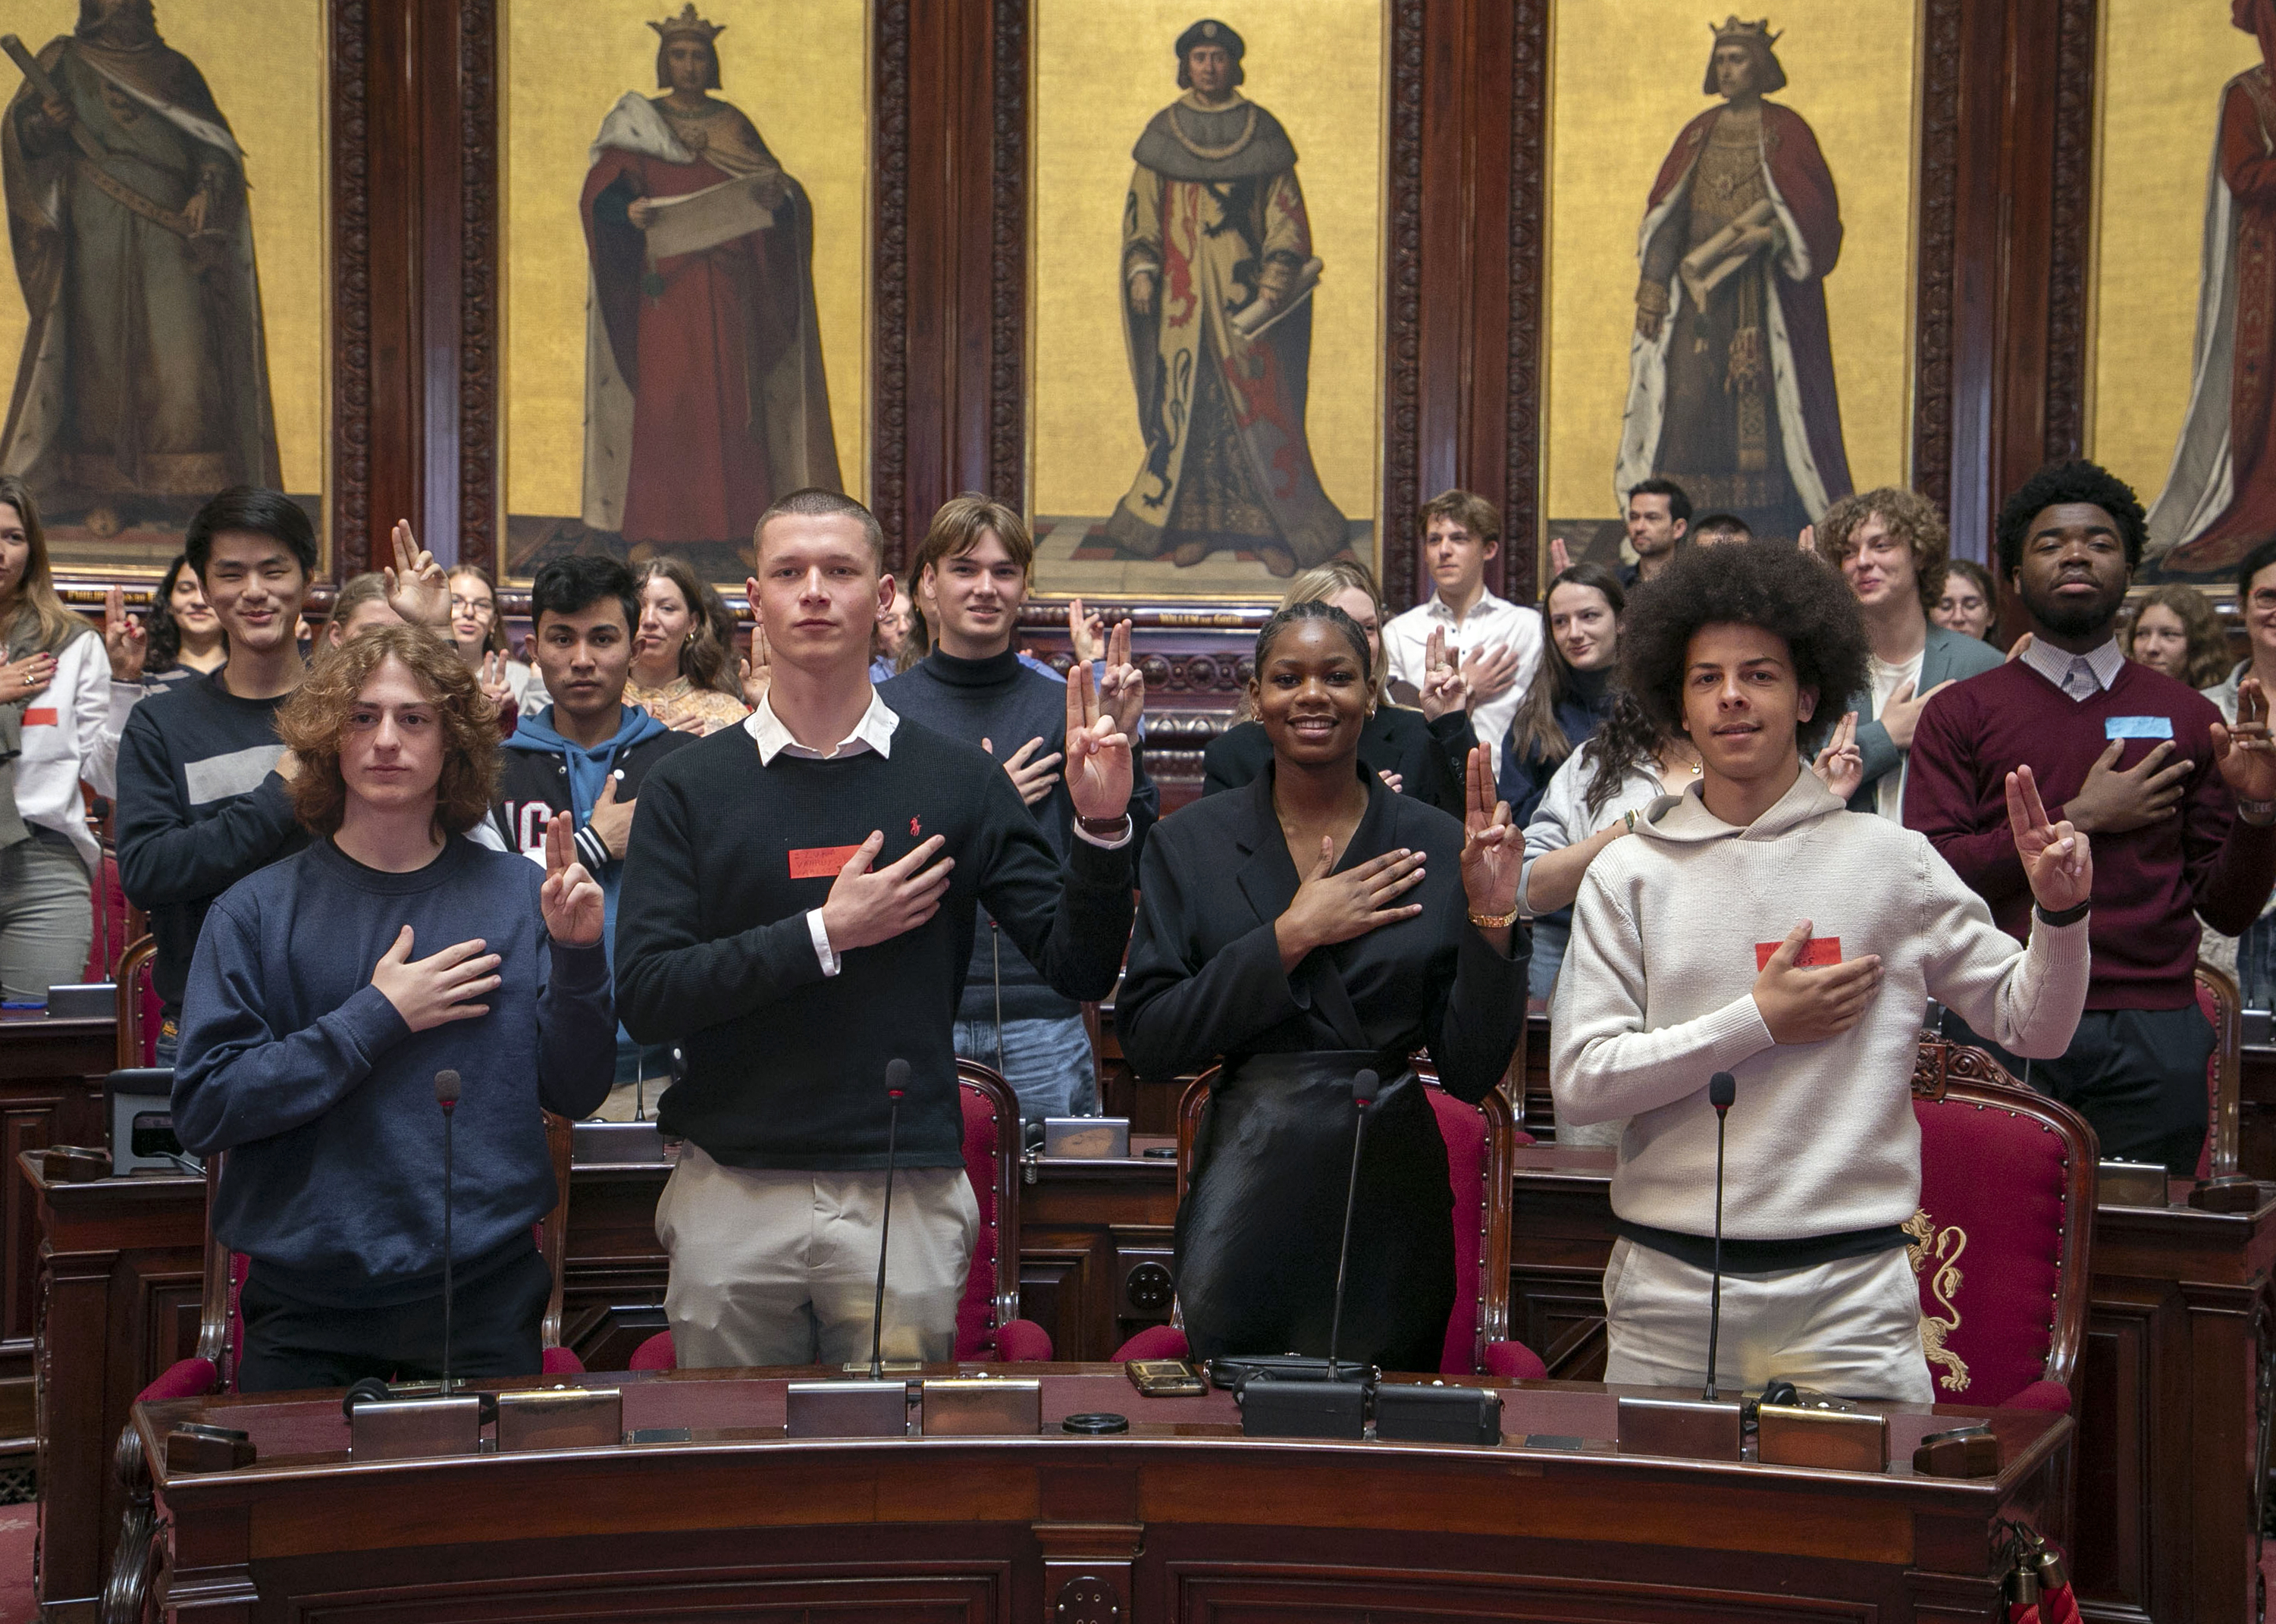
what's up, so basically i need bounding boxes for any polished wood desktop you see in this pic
[133,1364,2070,1623]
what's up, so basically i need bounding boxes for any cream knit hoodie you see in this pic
[1550,768,2089,1241]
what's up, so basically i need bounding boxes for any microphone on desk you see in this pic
[1321,1068,1379,1384]
[867,1058,909,1381]
[1702,1070,1735,1402]
[434,1069,460,1394]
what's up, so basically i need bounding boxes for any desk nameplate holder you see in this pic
[920,1377,1042,1436]
[495,1387,623,1452]
[1614,1396,1743,1461]
[352,1396,483,1460]
[1755,1404,1888,1472]
[785,1379,913,1438]
[2099,1160,2168,1207]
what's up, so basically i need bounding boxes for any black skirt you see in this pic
[1174,1050,1456,1373]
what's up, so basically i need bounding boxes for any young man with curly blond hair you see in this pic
[172,625,613,1391]
[1813,487,2004,820]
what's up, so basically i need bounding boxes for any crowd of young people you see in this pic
[10,446,2263,1406]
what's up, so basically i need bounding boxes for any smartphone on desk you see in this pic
[1125,1358,1205,1398]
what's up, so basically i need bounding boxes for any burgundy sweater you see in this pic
[1904,657,2276,1011]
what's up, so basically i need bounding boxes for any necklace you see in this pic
[1168,100,1256,161]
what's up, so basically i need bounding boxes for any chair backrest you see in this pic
[538,1111,574,1350]
[955,1061,1024,1359]
[2195,959,2243,1179]
[1908,1038,2098,1405]
[114,935,160,1070]
[1174,1061,1516,1375]
[186,1151,246,1392]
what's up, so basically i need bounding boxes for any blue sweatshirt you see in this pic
[172,836,614,1306]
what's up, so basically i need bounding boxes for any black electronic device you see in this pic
[1125,1358,1205,1397]
[1236,1369,1367,1439]
[1703,1069,1735,1401]
[105,1068,190,1174]
[1373,1383,1503,1445]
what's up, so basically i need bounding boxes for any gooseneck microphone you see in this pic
[1702,1071,1736,1402]
[433,1070,461,1394]
[868,1058,910,1381]
[1322,1068,1379,1382]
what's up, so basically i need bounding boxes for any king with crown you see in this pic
[578,5,841,565]
[1615,16,1852,544]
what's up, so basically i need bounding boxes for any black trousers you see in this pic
[1943,1005,2213,1175]
[235,1240,550,1394]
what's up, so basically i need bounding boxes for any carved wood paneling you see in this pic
[873,1,912,562]
[1911,0,1964,511]
[2043,0,2099,463]
[1379,0,1426,610]
[459,0,500,568]
[989,0,1027,508]
[1501,2,1549,606]
[331,0,374,563]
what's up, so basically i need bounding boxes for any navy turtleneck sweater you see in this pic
[879,647,1158,1021]
[1497,663,1616,828]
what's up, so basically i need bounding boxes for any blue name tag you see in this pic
[2105,715,2175,740]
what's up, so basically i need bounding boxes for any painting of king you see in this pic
[579,3,839,555]
[1103,17,1347,578]
[1616,15,1852,541]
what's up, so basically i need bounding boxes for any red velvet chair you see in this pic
[2195,959,2243,1180]
[1907,1039,2097,1414]
[107,1115,587,1613]
[1110,1065,1548,1380]
[628,1061,1055,1370]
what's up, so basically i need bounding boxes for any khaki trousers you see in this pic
[657,1143,979,1369]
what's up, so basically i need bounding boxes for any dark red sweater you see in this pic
[1904,656,2276,1011]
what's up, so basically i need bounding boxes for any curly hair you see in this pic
[1580,685,1669,820]
[1994,459,2146,580]
[1617,539,1870,758]
[277,624,500,839]
[1815,487,1951,619]
[2126,584,2234,690]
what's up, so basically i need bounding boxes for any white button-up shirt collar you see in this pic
[744,686,900,764]
[2018,635,2127,704]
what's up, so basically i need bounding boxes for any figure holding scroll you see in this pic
[579,5,840,556]
[1615,17,1852,545]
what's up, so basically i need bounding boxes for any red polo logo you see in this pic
[911,817,922,838]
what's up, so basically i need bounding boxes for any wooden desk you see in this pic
[2241,1039,2276,1179]
[0,1008,113,1451]
[1503,1145,2276,1624]
[1018,1137,1178,1360]
[135,1365,2072,1622]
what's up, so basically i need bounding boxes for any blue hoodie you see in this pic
[503,704,669,970]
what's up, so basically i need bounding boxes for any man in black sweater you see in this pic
[880,494,1155,1123]
[118,497,450,1061]
[616,488,1136,1368]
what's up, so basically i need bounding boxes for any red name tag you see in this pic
[1755,936,1843,970]
[788,845,862,880]
[21,707,55,726]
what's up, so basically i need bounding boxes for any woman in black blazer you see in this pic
[1121,600,1528,1372]
[1201,561,1476,817]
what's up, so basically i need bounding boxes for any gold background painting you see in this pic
[501,0,869,563]
[1029,0,1383,597]
[0,0,327,568]
[1543,0,1920,541]
[2086,0,2261,522]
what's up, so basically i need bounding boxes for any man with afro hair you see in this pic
[1907,459,2276,1173]
[1552,541,2091,1400]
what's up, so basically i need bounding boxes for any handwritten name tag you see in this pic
[787,845,863,880]
[2105,715,2174,740]
[1755,936,1843,970]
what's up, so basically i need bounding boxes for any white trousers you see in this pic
[1600,1237,1935,1403]
[657,1144,979,1370]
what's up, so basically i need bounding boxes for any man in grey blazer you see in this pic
[1814,488,2005,819]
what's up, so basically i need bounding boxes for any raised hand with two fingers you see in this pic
[1096,616,1146,738]
[1459,744,1522,935]
[103,585,146,682]
[1418,625,1468,721]
[2213,675,2276,805]
[539,810,606,945]
[2007,764,2093,916]
[1808,710,1862,802]
[1063,659,1133,823]
[382,520,452,629]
